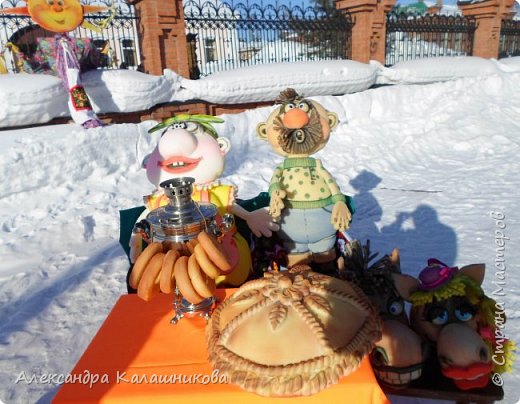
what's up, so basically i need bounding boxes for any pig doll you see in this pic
[136,114,278,286]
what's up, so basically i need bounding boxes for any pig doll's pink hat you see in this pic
[418,258,459,291]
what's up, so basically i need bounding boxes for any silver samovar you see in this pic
[133,177,219,323]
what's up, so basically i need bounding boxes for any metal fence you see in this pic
[499,19,520,58]
[0,0,140,72]
[385,11,476,66]
[184,0,353,78]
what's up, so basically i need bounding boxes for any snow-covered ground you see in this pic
[0,60,519,403]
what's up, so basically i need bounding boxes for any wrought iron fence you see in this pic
[184,0,353,78]
[385,11,476,66]
[499,19,520,58]
[0,0,140,72]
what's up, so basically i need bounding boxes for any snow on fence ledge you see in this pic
[1,56,520,129]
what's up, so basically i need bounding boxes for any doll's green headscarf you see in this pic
[148,114,224,138]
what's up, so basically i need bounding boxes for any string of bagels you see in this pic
[130,232,232,303]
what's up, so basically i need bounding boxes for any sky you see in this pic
[396,0,456,5]
[213,0,457,11]
[0,58,519,404]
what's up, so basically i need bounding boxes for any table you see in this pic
[53,289,389,404]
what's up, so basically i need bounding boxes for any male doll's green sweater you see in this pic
[268,157,346,209]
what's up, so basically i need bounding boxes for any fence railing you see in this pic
[184,0,353,78]
[385,11,476,66]
[0,0,140,72]
[499,19,520,58]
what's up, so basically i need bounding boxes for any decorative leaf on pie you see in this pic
[304,295,331,315]
[234,290,259,303]
[308,273,330,285]
[269,302,288,331]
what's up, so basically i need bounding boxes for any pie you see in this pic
[206,266,382,396]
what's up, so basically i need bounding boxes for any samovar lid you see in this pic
[146,177,217,230]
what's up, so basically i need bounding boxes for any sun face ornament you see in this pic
[0,0,114,33]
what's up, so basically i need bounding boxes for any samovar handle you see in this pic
[132,219,151,243]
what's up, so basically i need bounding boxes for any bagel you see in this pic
[162,240,183,253]
[160,249,179,294]
[137,252,165,301]
[197,232,233,273]
[194,243,221,279]
[129,242,163,289]
[188,254,216,298]
[186,238,199,254]
[174,255,204,305]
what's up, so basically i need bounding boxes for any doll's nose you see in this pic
[53,4,63,11]
[282,109,309,129]
[158,128,198,157]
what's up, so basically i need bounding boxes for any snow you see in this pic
[81,69,174,113]
[0,70,174,128]
[2,56,520,128]
[375,56,504,85]
[0,58,520,404]
[497,56,520,71]
[170,59,378,104]
[1,59,377,128]
[0,74,68,128]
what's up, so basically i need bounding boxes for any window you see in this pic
[121,38,136,68]
[93,39,111,68]
[204,38,217,63]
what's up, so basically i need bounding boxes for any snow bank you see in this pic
[497,56,520,72]
[0,74,68,128]
[82,69,173,113]
[375,56,503,85]
[168,60,378,103]
[1,56,519,128]
[0,70,173,128]
[498,56,520,66]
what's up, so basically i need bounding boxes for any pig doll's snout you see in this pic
[437,323,493,390]
[437,323,490,368]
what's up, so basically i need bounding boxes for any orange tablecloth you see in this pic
[53,290,389,404]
